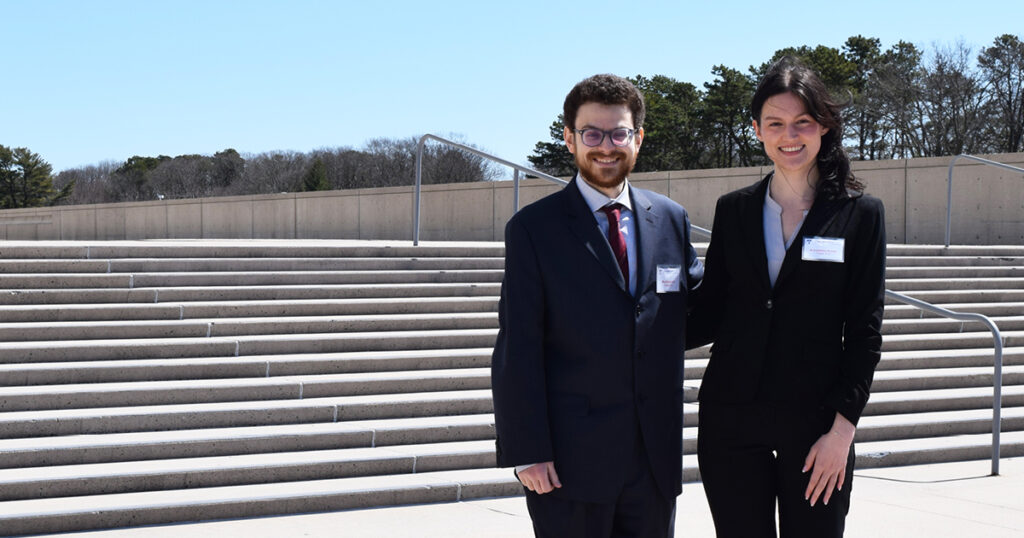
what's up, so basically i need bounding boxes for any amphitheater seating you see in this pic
[0,240,1022,535]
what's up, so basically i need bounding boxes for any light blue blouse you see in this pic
[763,177,808,288]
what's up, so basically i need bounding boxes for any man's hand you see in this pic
[803,412,855,507]
[518,461,562,494]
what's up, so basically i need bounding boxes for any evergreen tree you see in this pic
[0,145,70,209]
[302,157,330,191]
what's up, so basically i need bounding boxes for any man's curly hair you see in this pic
[563,74,645,131]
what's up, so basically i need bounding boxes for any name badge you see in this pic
[657,264,682,293]
[802,236,845,263]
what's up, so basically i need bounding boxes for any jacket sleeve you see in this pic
[683,209,705,294]
[685,196,728,350]
[824,197,886,425]
[490,215,554,467]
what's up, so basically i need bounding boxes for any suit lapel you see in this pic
[564,179,628,292]
[632,187,659,296]
[739,176,773,294]
[774,191,847,290]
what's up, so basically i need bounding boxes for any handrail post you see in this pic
[513,169,520,213]
[413,137,426,246]
[885,290,1004,475]
[412,133,568,245]
[945,154,1024,247]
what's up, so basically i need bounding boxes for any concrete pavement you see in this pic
[37,457,1024,537]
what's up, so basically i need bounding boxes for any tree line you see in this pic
[48,135,498,207]
[529,34,1024,176]
[3,33,1020,210]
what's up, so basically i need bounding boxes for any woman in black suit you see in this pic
[688,56,886,537]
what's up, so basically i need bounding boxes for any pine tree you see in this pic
[302,157,330,191]
[0,145,70,209]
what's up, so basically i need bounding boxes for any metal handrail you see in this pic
[413,134,567,245]
[884,289,1004,475]
[945,154,1024,247]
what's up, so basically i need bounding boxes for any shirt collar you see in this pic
[576,173,633,213]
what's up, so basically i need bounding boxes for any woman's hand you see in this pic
[803,412,855,506]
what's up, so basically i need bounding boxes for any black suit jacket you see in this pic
[688,174,886,425]
[491,178,703,503]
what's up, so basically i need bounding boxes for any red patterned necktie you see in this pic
[601,203,629,284]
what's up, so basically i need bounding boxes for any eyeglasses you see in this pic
[574,128,636,147]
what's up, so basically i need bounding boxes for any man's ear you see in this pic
[752,120,763,142]
[634,128,644,149]
[564,126,576,154]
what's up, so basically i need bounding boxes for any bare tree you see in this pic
[978,34,1024,153]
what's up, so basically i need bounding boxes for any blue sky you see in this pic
[3,0,1022,175]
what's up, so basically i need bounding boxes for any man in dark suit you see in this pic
[490,74,703,538]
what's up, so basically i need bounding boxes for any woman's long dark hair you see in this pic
[751,56,863,199]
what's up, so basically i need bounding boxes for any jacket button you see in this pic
[635,304,642,317]
[765,299,773,309]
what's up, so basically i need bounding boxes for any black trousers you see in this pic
[697,402,855,538]
[524,429,676,538]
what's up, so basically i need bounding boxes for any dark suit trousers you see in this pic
[524,428,675,538]
[697,402,855,538]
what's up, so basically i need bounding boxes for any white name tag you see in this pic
[657,264,682,293]
[802,237,845,263]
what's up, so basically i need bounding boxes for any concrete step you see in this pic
[887,266,1024,278]
[874,347,1024,371]
[880,330,1024,352]
[103,257,506,272]
[0,439,498,501]
[0,242,506,259]
[130,270,505,287]
[683,347,1024,379]
[0,348,494,385]
[0,297,500,323]
[855,430,1024,468]
[688,331,1024,361]
[0,269,504,289]
[881,316,1024,335]
[0,259,111,273]
[887,256,1024,267]
[0,368,492,411]
[0,467,520,536]
[16,307,1012,345]
[863,385,1024,416]
[0,273,133,289]
[884,302,1024,319]
[885,245,1024,257]
[852,407,1024,443]
[0,328,499,363]
[0,414,497,468]
[870,365,1024,392]
[0,313,499,342]
[887,277,1024,291]
[886,289,1024,303]
[0,283,503,305]
[0,390,496,439]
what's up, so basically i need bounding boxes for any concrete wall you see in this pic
[2,153,1022,245]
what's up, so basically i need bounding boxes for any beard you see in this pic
[574,148,637,191]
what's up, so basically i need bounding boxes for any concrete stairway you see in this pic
[0,240,1022,535]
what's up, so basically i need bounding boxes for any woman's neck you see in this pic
[770,166,818,210]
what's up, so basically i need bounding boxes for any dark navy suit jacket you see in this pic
[491,178,703,503]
